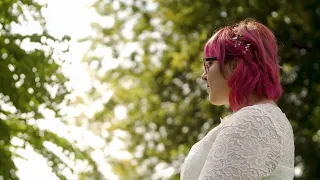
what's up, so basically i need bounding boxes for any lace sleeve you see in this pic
[198,108,283,180]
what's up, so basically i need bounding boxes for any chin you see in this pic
[209,94,228,106]
[209,97,223,105]
[210,101,225,106]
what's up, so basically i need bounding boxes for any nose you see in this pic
[201,71,207,81]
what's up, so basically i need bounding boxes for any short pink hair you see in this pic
[204,19,283,111]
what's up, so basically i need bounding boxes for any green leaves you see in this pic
[0,1,101,179]
[87,0,320,179]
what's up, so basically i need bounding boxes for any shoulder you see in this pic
[199,104,287,179]
[219,104,285,142]
[225,103,284,127]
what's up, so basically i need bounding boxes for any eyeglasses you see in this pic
[203,57,217,73]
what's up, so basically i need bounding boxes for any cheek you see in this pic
[208,69,222,85]
[208,73,230,92]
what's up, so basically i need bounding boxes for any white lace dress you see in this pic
[180,103,295,180]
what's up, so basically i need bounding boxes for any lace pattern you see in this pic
[181,104,294,180]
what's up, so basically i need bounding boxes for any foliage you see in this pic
[87,0,320,179]
[0,1,101,179]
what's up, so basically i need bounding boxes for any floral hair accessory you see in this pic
[232,34,251,54]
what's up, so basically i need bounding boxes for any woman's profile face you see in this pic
[201,60,235,106]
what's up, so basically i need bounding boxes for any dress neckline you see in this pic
[220,103,280,122]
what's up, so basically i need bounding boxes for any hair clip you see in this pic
[232,34,241,40]
[232,34,251,54]
[243,44,251,54]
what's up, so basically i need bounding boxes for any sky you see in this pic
[11,0,122,179]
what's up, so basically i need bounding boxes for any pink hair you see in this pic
[204,19,283,111]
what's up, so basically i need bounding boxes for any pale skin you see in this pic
[201,59,277,111]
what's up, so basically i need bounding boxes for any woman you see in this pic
[180,19,295,180]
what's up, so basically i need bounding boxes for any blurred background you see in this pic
[0,0,320,179]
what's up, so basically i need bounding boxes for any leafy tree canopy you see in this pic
[0,1,102,179]
[88,0,320,179]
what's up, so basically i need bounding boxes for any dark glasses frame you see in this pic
[203,57,217,73]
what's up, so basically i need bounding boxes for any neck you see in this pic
[234,93,277,112]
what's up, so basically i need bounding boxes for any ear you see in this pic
[224,59,239,79]
[228,59,239,72]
